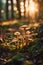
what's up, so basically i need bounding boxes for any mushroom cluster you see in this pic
[3,24,38,49]
[10,25,33,49]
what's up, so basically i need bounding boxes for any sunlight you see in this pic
[20,2,24,6]
[8,5,11,11]
[21,8,24,13]
[14,6,17,11]
[2,0,6,4]
[21,12,24,16]
[28,0,39,18]
[1,10,4,13]
[25,0,29,17]
[20,2,24,13]
[29,3,35,12]
[13,0,16,4]
[2,20,17,26]
[20,1,24,16]
[8,0,11,4]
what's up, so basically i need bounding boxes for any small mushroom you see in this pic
[8,28,15,32]
[0,37,3,43]
[14,31,21,48]
[14,31,20,36]
[19,27,24,31]
[7,28,15,35]
[19,25,28,31]
[11,38,18,49]
[18,35,25,47]
[21,25,28,28]
[26,31,31,35]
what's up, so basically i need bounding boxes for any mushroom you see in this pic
[19,25,30,34]
[19,25,30,46]
[18,35,24,47]
[11,38,18,49]
[19,25,28,31]
[14,31,20,48]
[26,31,31,35]
[25,31,31,45]
[7,28,15,35]
[0,37,3,43]
[8,28,15,32]
[14,31,20,35]
[21,25,28,28]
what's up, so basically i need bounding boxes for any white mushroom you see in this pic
[14,31,20,36]
[8,28,15,32]
[19,25,28,30]
[26,31,31,35]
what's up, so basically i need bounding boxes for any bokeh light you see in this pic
[28,0,39,18]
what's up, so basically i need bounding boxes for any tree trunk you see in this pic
[6,0,9,20]
[11,0,14,19]
[0,10,2,22]
[0,0,2,22]
[16,0,21,19]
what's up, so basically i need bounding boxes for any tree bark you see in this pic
[11,0,14,19]
[6,0,9,20]
[16,0,21,19]
[0,0,2,22]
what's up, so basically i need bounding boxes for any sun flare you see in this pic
[28,0,39,18]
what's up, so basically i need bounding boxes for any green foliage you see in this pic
[12,53,24,60]
[7,53,24,65]
[28,39,43,56]
[37,24,43,32]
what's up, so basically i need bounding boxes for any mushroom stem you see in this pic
[17,35,20,49]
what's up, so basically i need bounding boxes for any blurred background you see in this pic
[0,0,43,21]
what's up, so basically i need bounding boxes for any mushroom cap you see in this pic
[26,31,31,35]
[19,25,29,31]
[25,27,30,30]
[8,28,15,32]
[14,31,20,35]
[20,25,28,28]
[19,27,24,31]
[0,38,3,43]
